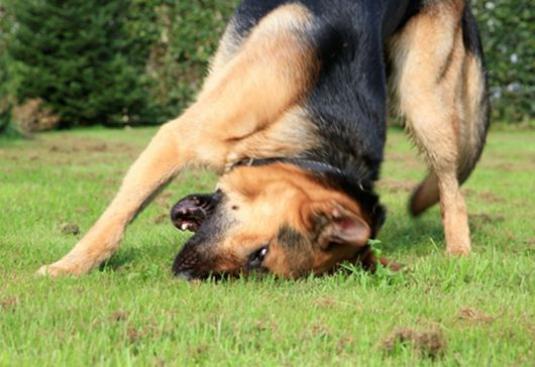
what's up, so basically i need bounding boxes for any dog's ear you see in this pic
[304,201,371,250]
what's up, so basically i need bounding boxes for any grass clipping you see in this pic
[381,327,447,359]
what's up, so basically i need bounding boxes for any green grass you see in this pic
[1,127,534,366]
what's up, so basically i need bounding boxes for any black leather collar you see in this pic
[228,156,345,177]
[226,156,385,237]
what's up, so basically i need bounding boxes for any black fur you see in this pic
[172,192,233,277]
[277,225,309,250]
[230,1,430,183]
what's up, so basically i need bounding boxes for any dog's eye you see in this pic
[247,245,269,269]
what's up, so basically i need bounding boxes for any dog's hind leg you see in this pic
[389,1,489,255]
[38,4,319,276]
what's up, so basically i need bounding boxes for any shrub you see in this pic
[5,0,158,127]
[143,0,239,120]
[471,0,534,122]
[0,2,13,132]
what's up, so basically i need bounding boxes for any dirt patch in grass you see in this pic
[458,307,495,324]
[463,189,505,204]
[2,136,142,168]
[153,213,169,224]
[60,222,80,235]
[378,178,417,193]
[0,152,20,162]
[381,326,447,359]
[47,138,138,155]
[155,191,174,208]
[0,297,19,311]
[47,140,140,165]
[478,191,505,204]
[314,297,338,309]
[481,158,535,173]
[127,327,144,343]
[522,238,535,254]
[337,335,355,353]
[310,322,331,339]
[110,310,130,322]
[469,213,505,230]
[49,143,106,154]
[188,343,211,363]
[384,152,421,168]
[254,320,278,334]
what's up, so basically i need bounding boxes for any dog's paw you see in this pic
[36,263,79,277]
[446,246,471,256]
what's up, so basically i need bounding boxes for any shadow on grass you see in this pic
[378,215,445,254]
[379,210,504,254]
[99,248,142,272]
[98,243,176,273]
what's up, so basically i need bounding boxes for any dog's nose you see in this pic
[170,196,199,221]
[170,195,206,232]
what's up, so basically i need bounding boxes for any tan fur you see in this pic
[224,107,319,170]
[388,1,484,255]
[38,4,320,276]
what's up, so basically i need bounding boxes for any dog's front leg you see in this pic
[37,116,210,277]
[38,3,318,276]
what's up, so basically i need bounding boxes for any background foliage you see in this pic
[471,0,534,123]
[4,0,161,127]
[0,0,533,132]
[0,1,13,132]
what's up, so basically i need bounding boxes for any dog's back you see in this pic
[220,0,489,190]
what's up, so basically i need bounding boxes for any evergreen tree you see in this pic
[0,1,13,131]
[6,0,156,126]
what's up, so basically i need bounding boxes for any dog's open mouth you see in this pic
[170,192,221,232]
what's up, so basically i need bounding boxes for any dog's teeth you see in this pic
[260,248,268,257]
[180,223,188,231]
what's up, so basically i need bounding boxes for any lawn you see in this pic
[0,126,534,366]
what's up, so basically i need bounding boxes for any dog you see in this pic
[38,0,489,279]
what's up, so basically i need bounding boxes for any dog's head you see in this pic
[171,163,385,280]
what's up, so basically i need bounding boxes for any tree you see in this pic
[0,0,13,132]
[6,0,157,127]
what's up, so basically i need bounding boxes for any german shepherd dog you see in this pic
[38,0,489,279]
